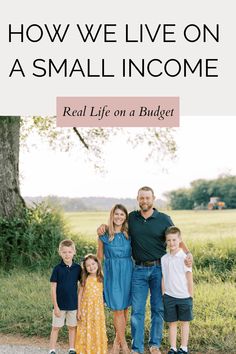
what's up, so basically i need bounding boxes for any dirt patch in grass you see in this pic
[0,334,228,354]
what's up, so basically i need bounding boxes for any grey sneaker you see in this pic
[68,350,76,354]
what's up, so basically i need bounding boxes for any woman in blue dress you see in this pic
[97,204,133,354]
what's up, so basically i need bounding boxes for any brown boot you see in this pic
[150,347,161,354]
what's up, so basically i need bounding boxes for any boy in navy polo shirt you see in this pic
[49,239,82,354]
[161,227,193,354]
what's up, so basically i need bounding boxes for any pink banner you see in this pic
[56,97,179,127]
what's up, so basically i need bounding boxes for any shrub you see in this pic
[0,202,68,270]
[74,236,97,263]
[188,238,236,282]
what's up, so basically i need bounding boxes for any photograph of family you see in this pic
[0,116,236,354]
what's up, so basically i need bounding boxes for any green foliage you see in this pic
[0,203,68,270]
[74,236,97,262]
[190,179,211,206]
[189,238,236,282]
[167,175,236,209]
[166,188,194,210]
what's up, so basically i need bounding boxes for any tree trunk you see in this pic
[0,116,25,218]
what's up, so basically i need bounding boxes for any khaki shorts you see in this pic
[52,310,77,328]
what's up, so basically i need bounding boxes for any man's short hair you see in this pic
[138,186,155,196]
[165,226,181,238]
[59,239,76,252]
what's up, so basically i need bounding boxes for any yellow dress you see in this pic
[75,276,108,354]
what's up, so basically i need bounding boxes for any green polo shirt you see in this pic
[128,208,174,261]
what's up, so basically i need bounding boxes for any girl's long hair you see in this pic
[80,254,103,287]
[108,204,129,242]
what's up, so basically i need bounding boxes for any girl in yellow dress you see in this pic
[75,254,108,354]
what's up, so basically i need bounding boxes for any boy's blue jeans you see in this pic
[131,265,164,353]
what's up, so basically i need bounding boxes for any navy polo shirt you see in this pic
[50,260,82,311]
[128,208,174,261]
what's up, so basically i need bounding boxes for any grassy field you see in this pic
[0,270,235,352]
[65,211,109,241]
[65,209,236,241]
[1,209,236,352]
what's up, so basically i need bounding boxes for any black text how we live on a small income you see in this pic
[8,23,220,78]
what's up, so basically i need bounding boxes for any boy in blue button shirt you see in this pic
[49,239,82,354]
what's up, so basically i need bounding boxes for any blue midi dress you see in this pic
[99,232,133,310]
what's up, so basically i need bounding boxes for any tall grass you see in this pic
[1,209,236,352]
[0,270,235,352]
[0,271,51,337]
[0,203,67,270]
[189,238,236,282]
[190,282,236,351]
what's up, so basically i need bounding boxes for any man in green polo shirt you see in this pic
[97,186,191,354]
[130,186,191,354]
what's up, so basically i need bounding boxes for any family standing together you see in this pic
[48,186,193,354]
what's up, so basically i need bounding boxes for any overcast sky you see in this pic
[20,116,236,199]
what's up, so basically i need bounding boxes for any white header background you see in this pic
[1,0,235,116]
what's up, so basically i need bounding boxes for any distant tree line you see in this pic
[24,196,167,212]
[166,175,236,210]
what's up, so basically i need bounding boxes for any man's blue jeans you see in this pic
[131,265,164,353]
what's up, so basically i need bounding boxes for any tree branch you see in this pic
[73,127,89,149]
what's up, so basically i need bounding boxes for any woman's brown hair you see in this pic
[80,254,103,286]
